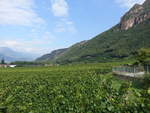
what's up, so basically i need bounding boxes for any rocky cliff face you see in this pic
[120,0,150,30]
[143,0,150,7]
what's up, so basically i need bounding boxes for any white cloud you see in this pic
[0,32,55,55]
[55,19,77,33]
[0,40,50,55]
[0,0,44,26]
[115,0,145,8]
[51,0,69,17]
[50,0,77,33]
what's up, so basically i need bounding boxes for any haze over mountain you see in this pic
[0,47,36,62]
[36,48,68,62]
[36,0,150,64]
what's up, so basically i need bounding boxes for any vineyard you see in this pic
[0,63,149,113]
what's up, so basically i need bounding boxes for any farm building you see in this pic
[9,65,17,68]
[0,64,9,68]
[0,58,16,68]
[0,64,16,68]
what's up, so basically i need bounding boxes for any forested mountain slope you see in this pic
[37,0,150,64]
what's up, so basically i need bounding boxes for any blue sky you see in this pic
[0,0,145,56]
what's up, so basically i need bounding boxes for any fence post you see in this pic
[148,64,150,74]
[134,66,136,77]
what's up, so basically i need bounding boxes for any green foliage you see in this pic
[0,63,149,113]
[135,48,150,65]
[142,74,150,89]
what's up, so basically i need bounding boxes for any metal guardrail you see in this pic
[112,66,144,73]
[112,65,150,78]
[144,64,150,74]
[112,66,145,77]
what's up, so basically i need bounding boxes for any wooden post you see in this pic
[134,66,135,77]
[147,64,149,74]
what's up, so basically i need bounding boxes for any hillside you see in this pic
[37,0,150,64]
[36,48,67,62]
[36,41,87,62]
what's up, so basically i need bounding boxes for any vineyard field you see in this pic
[0,63,149,113]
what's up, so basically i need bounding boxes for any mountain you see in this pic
[0,47,35,62]
[36,41,87,62]
[120,1,150,30]
[37,0,150,64]
[36,48,68,62]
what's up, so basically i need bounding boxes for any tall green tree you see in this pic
[135,48,150,65]
[1,58,5,64]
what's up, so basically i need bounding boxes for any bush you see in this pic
[142,74,150,89]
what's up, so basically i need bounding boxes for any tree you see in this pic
[135,48,150,65]
[1,58,5,64]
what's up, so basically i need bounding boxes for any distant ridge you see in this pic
[36,0,150,64]
[0,47,35,62]
[36,48,68,62]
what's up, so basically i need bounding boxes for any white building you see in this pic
[9,65,17,68]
